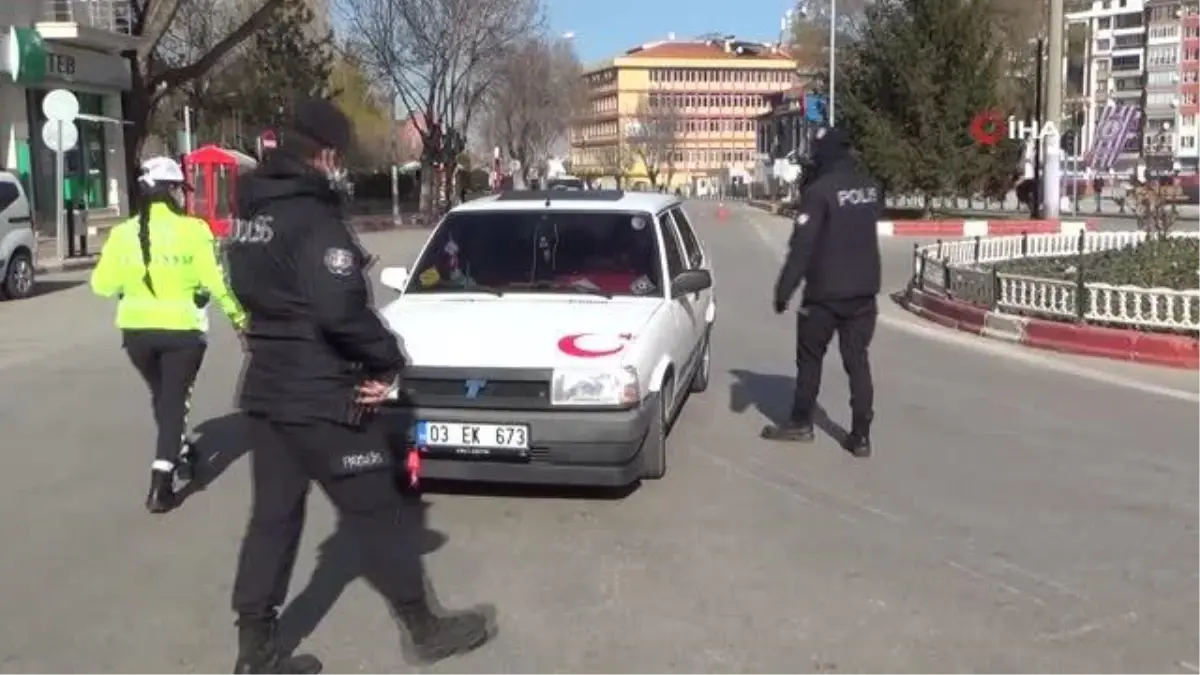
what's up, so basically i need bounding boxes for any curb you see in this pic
[900,288,1200,369]
[877,219,1097,237]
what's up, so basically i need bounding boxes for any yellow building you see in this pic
[571,37,797,192]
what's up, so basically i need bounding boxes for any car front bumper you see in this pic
[379,394,659,487]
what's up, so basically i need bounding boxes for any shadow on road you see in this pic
[276,496,449,655]
[28,279,87,298]
[175,412,253,505]
[728,368,849,446]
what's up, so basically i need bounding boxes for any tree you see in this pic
[231,0,335,131]
[481,36,585,183]
[122,0,290,198]
[835,0,1009,214]
[339,0,542,210]
[330,53,394,169]
[626,92,683,189]
[596,145,636,188]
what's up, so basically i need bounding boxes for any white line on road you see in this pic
[747,216,1200,404]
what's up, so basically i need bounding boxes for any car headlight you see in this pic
[551,367,640,407]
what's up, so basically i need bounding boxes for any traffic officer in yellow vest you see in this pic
[91,156,246,513]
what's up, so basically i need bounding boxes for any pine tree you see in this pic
[837,0,1010,213]
[238,0,335,131]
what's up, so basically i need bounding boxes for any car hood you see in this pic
[381,295,663,369]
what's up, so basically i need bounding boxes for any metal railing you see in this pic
[42,0,134,34]
[911,230,1200,332]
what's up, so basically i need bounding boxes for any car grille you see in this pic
[397,366,553,409]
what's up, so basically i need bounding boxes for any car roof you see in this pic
[451,190,682,214]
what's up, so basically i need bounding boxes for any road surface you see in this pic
[0,202,1195,673]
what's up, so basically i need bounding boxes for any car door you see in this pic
[656,208,701,399]
[667,205,713,342]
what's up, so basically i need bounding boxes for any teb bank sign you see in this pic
[968,109,1062,145]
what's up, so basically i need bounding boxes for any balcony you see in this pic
[37,0,143,51]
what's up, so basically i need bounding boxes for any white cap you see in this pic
[138,156,186,187]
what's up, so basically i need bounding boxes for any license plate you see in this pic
[416,421,530,450]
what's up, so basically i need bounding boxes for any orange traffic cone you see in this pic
[717,202,727,220]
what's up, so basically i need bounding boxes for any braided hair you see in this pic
[135,180,184,296]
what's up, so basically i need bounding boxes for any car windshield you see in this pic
[406,210,663,298]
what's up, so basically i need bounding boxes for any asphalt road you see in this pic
[0,202,1195,673]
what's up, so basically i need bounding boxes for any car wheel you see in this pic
[639,378,671,480]
[1,250,35,300]
[689,329,712,393]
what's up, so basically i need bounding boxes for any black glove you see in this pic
[773,297,787,314]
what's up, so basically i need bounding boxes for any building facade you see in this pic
[570,37,796,192]
[1069,0,1199,174]
[1,0,139,227]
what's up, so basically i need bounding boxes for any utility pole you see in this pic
[1042,0,1064,218]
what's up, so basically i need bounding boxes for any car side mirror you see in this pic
[671,269,712,298]
[380,266,409,291]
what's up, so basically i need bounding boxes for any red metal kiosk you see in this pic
[183,145,258,237]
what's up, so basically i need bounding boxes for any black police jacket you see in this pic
[774,156,882,307]
[226,152,405,423]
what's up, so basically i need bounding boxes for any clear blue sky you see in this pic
[546,0,794,63]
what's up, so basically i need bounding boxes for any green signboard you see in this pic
[7,27,47,84]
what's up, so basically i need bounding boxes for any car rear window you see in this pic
[407,210,663,297]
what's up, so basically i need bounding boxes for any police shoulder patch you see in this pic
[323,247,355,276]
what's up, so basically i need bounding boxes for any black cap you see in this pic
[289,99,353,153]
[811,126,851,167]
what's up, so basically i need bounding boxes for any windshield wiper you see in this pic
[516,280,613,299]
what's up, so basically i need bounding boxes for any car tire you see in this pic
[0,250,35,300]
[639,379,671,480]
[689,328,712,393]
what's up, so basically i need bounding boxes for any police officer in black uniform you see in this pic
[762,127,882,458]
[224,100,492,673]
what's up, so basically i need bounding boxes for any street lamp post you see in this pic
[795,0,837,125]
[828,0,836,126]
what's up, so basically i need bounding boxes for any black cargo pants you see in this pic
[232,413,426,619]
[123,329,206,471]
[790,296,877,435]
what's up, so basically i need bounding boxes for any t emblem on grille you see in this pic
[464,379,488,399]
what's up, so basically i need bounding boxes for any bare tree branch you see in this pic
[626,91,683,189]
[479,36,585,180]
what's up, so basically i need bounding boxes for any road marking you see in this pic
[1179,661,1198,672]
[1034,611,1138,642]
[746,215,1200,404]
[946,560,1047,606]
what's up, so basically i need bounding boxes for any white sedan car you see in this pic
[378,189,716,487]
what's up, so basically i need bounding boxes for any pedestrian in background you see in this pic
[223,99,492,674]
[763,127,881,458]
[90,156,246,512]
[1092,173,1104,213]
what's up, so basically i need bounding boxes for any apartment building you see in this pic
[1069,0,1199,173]
[0,0,138,225]
[570,37,796,191]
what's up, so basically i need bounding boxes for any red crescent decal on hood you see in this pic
[557,333,629,357]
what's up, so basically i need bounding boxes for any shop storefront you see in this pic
[1,32,131,230]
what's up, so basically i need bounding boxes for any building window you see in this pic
[1185,46,1199,61]
[1111,54,1140,70]
[1096,17,1111,29]
[1182,114,1198,127]
[1113,33,1143,48]
[1187,24,1200,39]
[1113,11,1141,28]
[1149,25,1178,40]
[1148,45,1178,65]
[1182,135,1197,149]
[1096,38,1111,51]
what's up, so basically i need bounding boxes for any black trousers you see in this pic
[791,297,877,434]
[231,414,425,619]
[123,330,207,469]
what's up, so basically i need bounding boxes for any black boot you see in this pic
[842,433,872,458]
[392,597,493,664]
[233,616,322,674]
[759,421,815,442]
[145,470,176,513]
